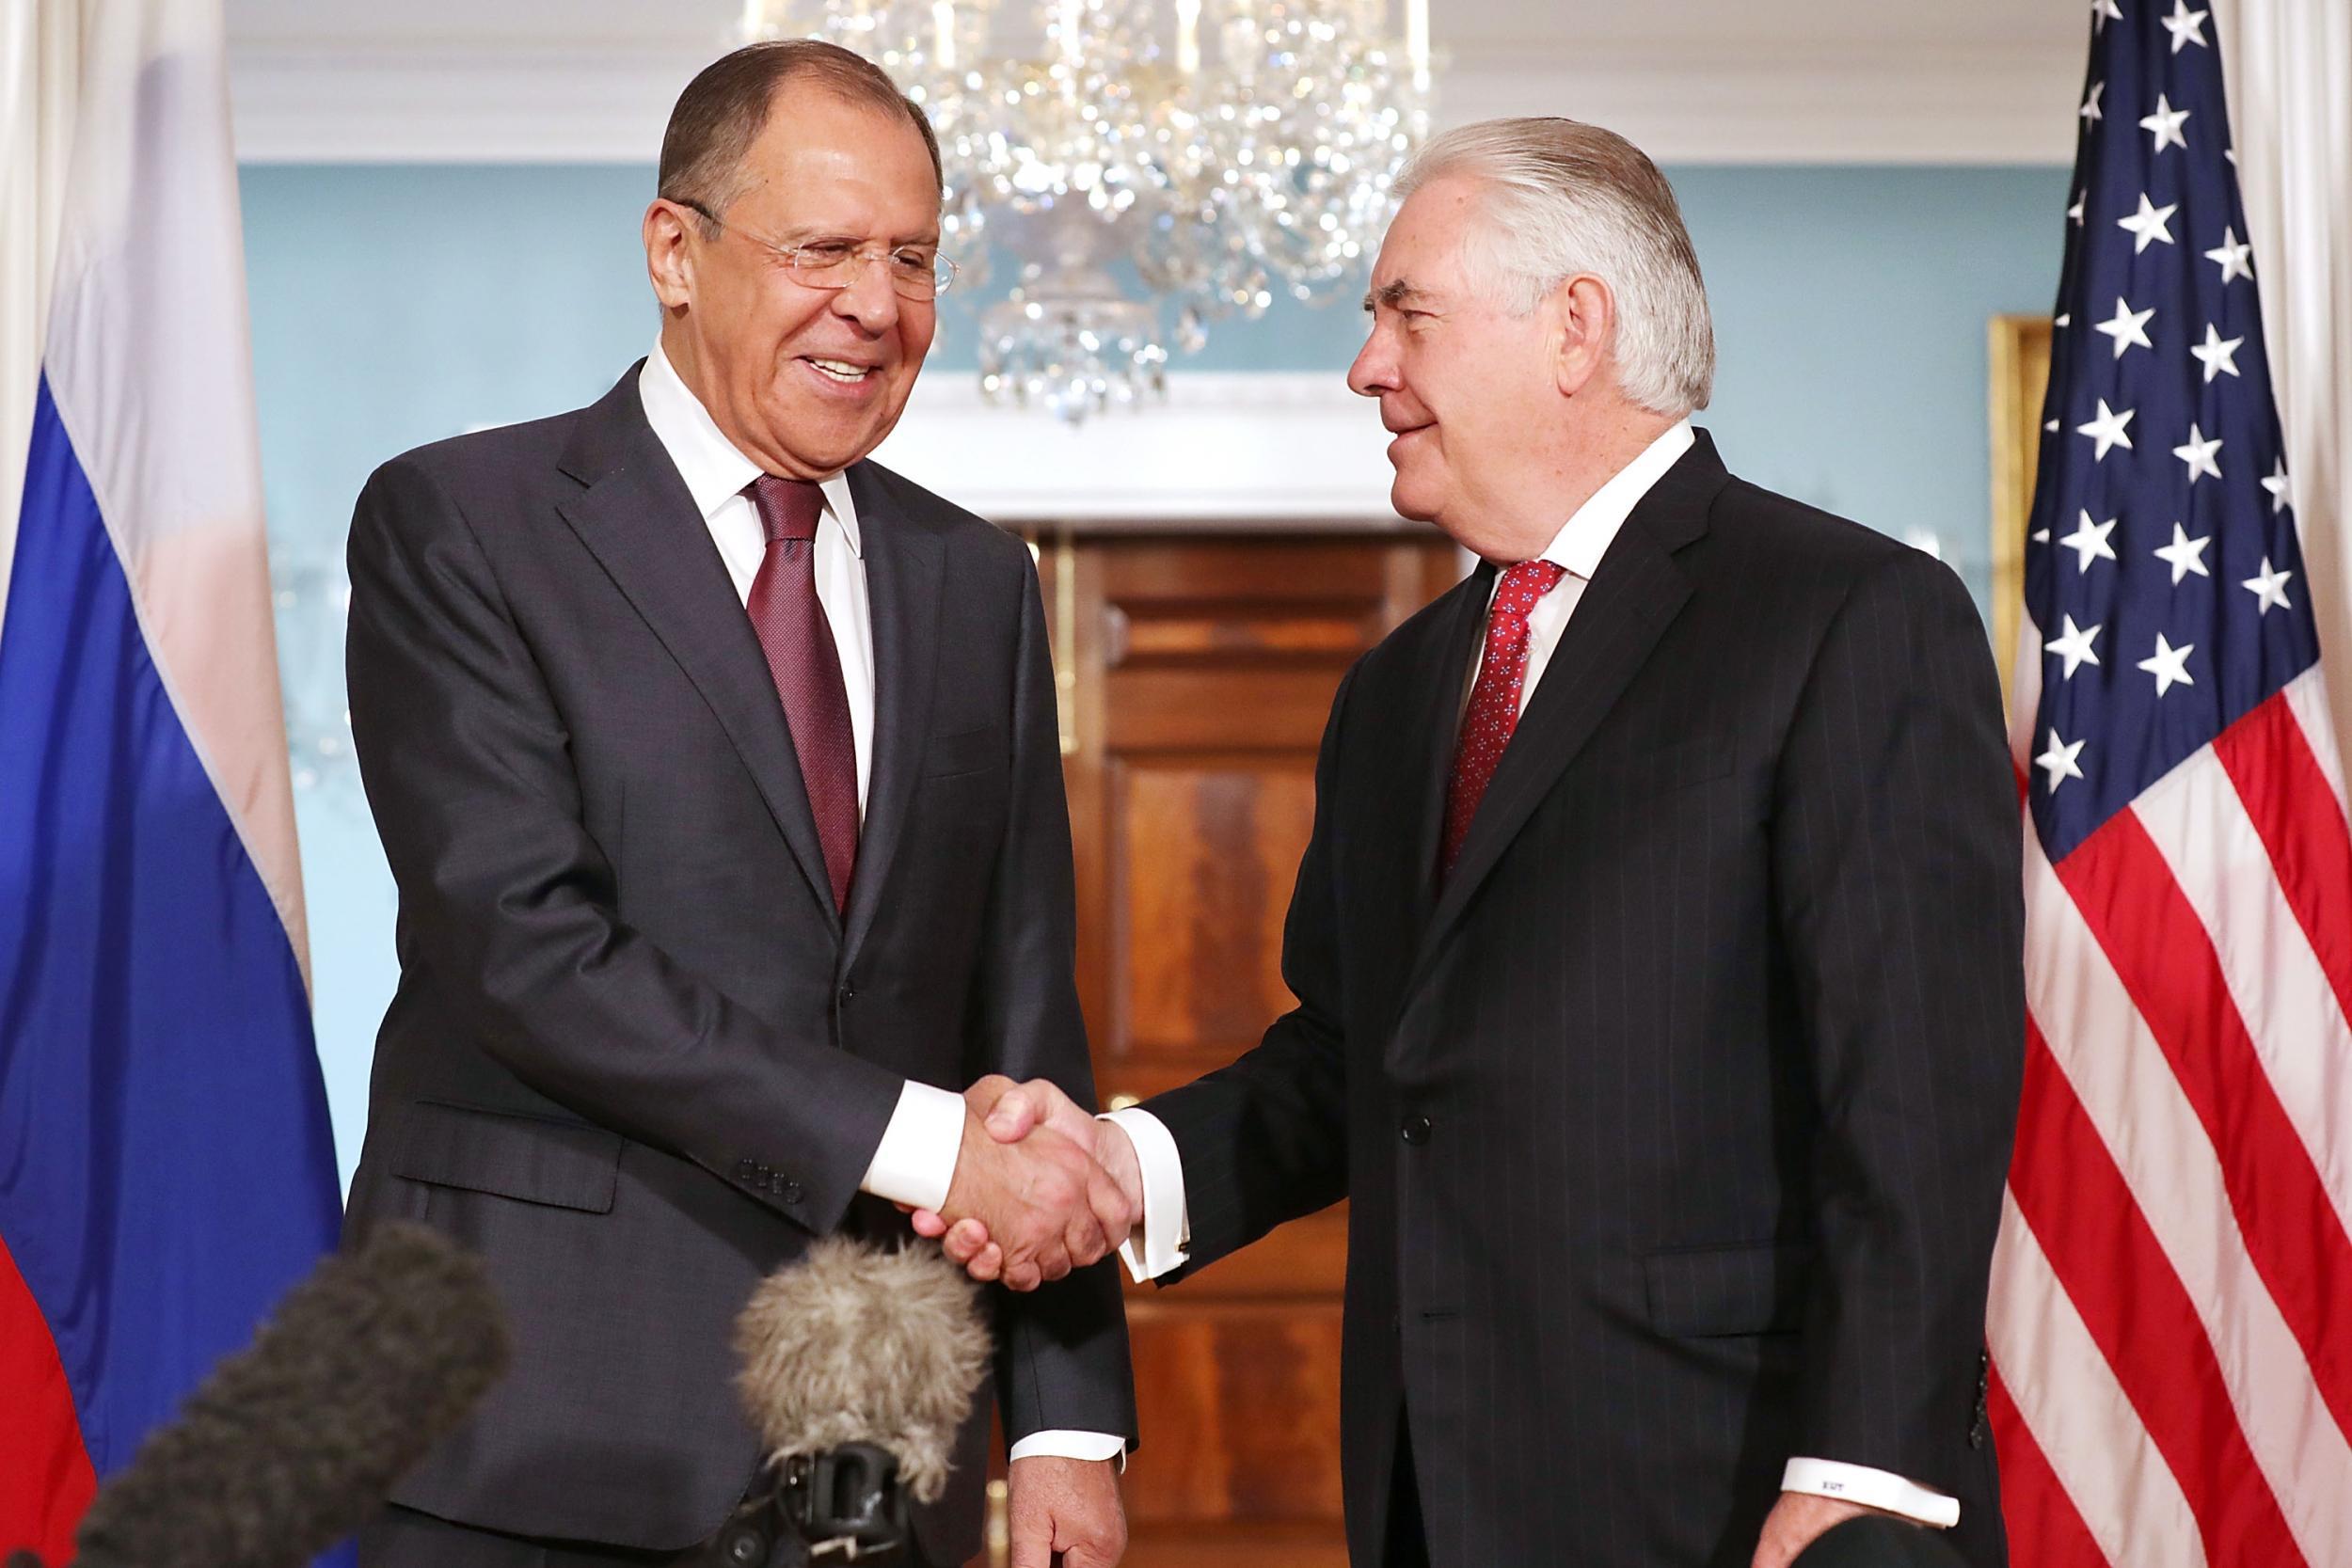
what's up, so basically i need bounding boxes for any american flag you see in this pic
[1987,3,2352,1565]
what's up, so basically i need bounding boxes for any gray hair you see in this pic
[1395,118,1714,416]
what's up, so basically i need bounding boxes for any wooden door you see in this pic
[1036,529,1461,1568]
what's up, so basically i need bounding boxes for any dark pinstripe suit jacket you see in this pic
[1147,432,2024,1568]
[340,369,1134,1563]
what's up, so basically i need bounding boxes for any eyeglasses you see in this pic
[683,203,959,300]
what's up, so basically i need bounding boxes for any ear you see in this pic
[644,199,698,313]
[1551,274,1615,399]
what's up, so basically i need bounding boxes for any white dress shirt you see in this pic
[637,344,1120,1465]
[1107,419,1960,1528]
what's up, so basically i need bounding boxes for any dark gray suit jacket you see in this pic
[341,367,1134,1562]
[1146,433,2023,1568]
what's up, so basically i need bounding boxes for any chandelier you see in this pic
[743,0,1432,421]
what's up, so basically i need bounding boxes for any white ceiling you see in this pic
[225,0,2088,163]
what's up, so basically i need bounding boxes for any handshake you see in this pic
[907,1076,1139,1291]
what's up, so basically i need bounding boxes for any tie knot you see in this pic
[1494,559,1568,616]
[748,474,825,545]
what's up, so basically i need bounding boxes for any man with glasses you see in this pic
[341,40,1136,1568]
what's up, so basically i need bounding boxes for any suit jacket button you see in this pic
[780,1180,803,1204]
[1401,1116,1432,1146]
[837,984,855,1005]
[735,1159,755,1180]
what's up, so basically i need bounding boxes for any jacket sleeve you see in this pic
[1768,546,2024,1494]
[345,454,902,1234]
[965,546,1138,1447]
[1140,660,1359,1279]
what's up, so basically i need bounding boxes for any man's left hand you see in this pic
[1752,1491,1883,1568]
[1008,1454,1126,1568]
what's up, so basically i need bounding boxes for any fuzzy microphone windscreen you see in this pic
[733,1237,991,1505]
[69,1220,510,1568]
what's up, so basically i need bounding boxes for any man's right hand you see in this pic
[919,1077,1142,1289]
[934,1077,1136,1291]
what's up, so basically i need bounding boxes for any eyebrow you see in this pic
[1363,278,1434,313]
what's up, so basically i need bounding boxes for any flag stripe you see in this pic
[1987,1361,2111,1568]
[2007,1019,2305,1566]
[0,1233,95,1567]
[2212,684,2352,1044]
[0,383,342,1482]
[1989,1190,2208,1568]
[2022,826,2352,1564]
[2137,719,2352,1224]
[2053,806,2352,1440]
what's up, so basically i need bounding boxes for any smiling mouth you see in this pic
[803,356,880,385]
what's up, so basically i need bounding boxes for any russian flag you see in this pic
[0,2,343,1560]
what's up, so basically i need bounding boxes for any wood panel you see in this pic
[1025,528,1458,1568]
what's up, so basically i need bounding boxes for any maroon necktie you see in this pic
[745,474,858,912]
[1440,560,1569,879]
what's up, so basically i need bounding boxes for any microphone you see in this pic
[696,1237,990,1565]
[8,1220,511,1568]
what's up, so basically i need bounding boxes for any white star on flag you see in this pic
[2243,557,2295,613]
[2077,399,2136,460]
[2037,729,2088,791]
[2173,423,2223,483]
[2061,509,2121,570]
[2161,0,2211,51]
[2204,227,2254,282]
[2069,192,2087,226]
[2153,523,2212,583]
[2082,81,2106,122]
[2138,633,2196,696]
[2139,93,2191,151]
[2262,458,2292,513]
[2118,193,2178,253]
[2094,297,2155,358]
[2188,323,2243,382]
[2093,0,2123,30]
[2046,614,2105,677]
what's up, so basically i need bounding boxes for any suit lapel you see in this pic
[1405,562,1498,931]
[553,367,841,930]
[1400,434,1731,1004]
[839,464,943,967]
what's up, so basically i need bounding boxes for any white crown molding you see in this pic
[868,372,1403,522]
[228,36,2080,166]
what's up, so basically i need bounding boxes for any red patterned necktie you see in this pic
[1440,559,1569,879]
[745,474,859,913]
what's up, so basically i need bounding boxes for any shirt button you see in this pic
[1401,1116,1432,1146]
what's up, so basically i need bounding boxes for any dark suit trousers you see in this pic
[358,1504,947,1568]
[1387,1424,1430,1568]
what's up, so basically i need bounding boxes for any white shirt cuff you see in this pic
[1009,1430,1128,1466]
[1781,1457,1960,1528]
[1103,1106,1189,1282]
[856,1080,964,1213]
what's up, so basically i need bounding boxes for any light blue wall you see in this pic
[240,162,2068,1186]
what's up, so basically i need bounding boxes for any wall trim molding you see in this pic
[869,372,1401,522]
[227,37,2079,166]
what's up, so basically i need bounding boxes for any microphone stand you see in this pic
[694,1443,912,1567]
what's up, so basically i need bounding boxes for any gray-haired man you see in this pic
[930,117,2024,1568]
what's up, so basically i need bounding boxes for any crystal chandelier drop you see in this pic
[743,0,1433,422]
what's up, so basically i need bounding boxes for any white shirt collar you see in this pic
[637,341,862,557]
[1532,419,1695,580]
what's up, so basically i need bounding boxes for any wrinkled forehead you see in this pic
[1371,177,1488,289]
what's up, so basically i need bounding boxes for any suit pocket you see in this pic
[1643,1240,1812,1338]
[390,1101,623,1214]
[924,724,1007,780]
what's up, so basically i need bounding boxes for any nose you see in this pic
[830,256,902,333]
[1347,321,1397,399]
